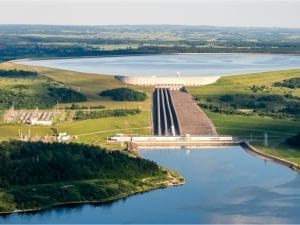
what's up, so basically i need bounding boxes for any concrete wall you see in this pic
[115,75,220,86]
[110,135,233,142]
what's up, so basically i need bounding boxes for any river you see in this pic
[18,53,300,77]
[1,146,299,224]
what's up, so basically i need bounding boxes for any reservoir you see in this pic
[19,53,300,77]
[1,146,299,224]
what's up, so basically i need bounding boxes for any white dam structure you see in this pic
[115,75,220,86]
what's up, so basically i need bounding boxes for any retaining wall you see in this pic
[240,141,300,172]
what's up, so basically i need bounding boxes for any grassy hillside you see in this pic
[27,64,153,110]
[189,69,300,165]
[0,62,152,149]
[0,63,87,109]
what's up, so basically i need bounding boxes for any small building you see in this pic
[57,132,71,142]
[30,117,53,126]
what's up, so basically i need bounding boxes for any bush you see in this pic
[0,69,38,78]
[99,88,147,101]
[74,108,141,120]
[274,78,300,89]
[66,103,105,110]
[48,87,87,103]
[285,133,300,148]
[219,94,234,102]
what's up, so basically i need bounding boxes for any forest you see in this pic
[99,88,147,101]
[0,141,168,212]
[0,141,164,187]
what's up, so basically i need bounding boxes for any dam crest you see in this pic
[115,75,220,86]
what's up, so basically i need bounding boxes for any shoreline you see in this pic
[10,54,300,79]
[9,52,300,63]
[0,170,184,216]
[240,141,300,172]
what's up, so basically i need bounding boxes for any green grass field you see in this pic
[0,62,152,149]
[189,69,300,97]
[189,70,300,165]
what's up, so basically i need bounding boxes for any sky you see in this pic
[0,0,300,28]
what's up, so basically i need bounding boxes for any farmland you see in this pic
[1,25,300,62]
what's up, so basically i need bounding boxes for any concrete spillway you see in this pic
[170,90,218,136]
[152,88,217,136]
[153,88,180,136]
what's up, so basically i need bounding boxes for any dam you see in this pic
[115,75,220,86]
[110,87,233,148]
[152,87,217,136]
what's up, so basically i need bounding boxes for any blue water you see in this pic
[1,146,299,224]
[18,53,300,77]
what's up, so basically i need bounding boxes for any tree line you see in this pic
[0,86,87,110]
[0,141,164,187]
[274,77,300,89]
[0,69,38,77]
[99,88,147,101]
[285,133,300,148]
[74,108,141,120]
[197,93,300,119]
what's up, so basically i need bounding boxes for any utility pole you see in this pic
[264,132,268,147]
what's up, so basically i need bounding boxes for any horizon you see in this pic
[1,1,300,28]
[1,23,300,29]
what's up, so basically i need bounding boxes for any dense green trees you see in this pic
[199,93,300,119]
[0,69,38,77]
[48,87,87,103]
[74,108,141,120]
[285,133,300,148]
[0,86,87,109]
[0,89,52,109]
[65,103,105,110]
[99,88,147,101]
[0,141,167,212]
[0,141,163,187]
[274,78,300,89]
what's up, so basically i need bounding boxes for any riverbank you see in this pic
[241,141,300,172]
[0,170,184,215]
[0,141,184,215]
